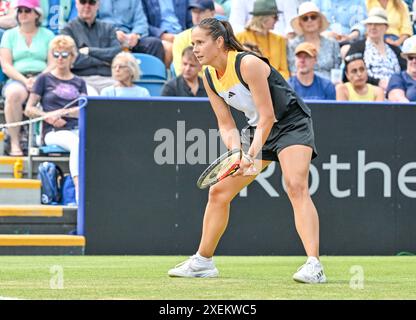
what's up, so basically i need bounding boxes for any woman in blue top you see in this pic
[101,52,150,98]
[168,18,326,284]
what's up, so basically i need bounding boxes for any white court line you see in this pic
[0,296,21,300]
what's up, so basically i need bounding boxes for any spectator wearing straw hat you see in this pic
[387,35,416,101]
[345,7,406,90]
[236,0,289,79]
[287,1,341,80]
[288,42,336,100]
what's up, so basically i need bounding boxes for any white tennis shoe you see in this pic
[293,257,327,284]
[168,255,219,278]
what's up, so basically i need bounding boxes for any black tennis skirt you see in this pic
[241,106,317,162]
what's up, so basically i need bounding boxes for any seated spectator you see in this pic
[0,0,55,156]
[288,42,336,100]
[40,0,78,34]
[98,0,165,64]
[366,0,413,47]
[387,36,416,102]
[288,2,341,80]
[0,1,17,40]
[142,0,193,68]
[24,35,86,201]
[101,52,150,97]
[61,0,121,95]
[172,0,215,76]
[236,0,289,79]
[345,7,406,90]
[229,0,299,38]
[312,0,367,45]
[161,46,207,96]
[336,53,384,101]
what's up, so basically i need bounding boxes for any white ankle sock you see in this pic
[306,256,319,264]
[196,252,212,262]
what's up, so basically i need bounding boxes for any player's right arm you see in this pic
[202,75,241,151]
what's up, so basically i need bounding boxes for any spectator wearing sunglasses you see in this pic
[288,2,341,80]
[236,0,289,79]
[387,36,416,102]
[0,1,17,41]
[39,0,78,34]
[61,0,121,95]
[336,53,384,101]
[25,35,86,201]
[98,0,165,64]
[0,0,55,156]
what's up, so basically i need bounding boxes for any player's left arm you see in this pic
[240,55,277,159]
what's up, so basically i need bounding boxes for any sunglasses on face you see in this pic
[53,51,70,59]
[17,7,32,14]
[79,0,97,5]
[301,14,319,22]
[407,56,416,61]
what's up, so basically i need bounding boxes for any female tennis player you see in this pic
[168,18,326,284]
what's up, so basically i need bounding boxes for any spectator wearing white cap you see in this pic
[366,0,413,48]
[345,7,407,90]
[287,1,341,80]
[387,35,416,102]
[288,42,336,100]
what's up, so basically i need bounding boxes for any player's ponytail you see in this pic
[198,18,246,52]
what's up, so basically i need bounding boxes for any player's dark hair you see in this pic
[197,18,246,52]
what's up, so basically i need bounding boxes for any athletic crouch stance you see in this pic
[168,18,326,284]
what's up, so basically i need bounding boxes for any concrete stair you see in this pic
[0,178,41,205]
[0,156,28,178]
[0,205,77,234]
[0,152,83,255]
[0,234,85,255]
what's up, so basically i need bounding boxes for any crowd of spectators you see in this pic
[1,0,416,160]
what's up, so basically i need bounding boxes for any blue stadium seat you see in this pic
[135,81,165,96]
[132,53,167,80]
[169,63,176,78]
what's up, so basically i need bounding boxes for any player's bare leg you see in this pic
[278,145,326,283]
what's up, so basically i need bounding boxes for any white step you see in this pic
[0,179,41,205]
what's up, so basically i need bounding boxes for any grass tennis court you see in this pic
[0,256,415,300]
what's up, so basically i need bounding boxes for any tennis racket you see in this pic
[197,149,242,189]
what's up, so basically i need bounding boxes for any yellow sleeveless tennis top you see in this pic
[345,82,377,101]
[205,51,311,126]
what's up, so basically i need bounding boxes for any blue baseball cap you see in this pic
[188,0,215,11]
